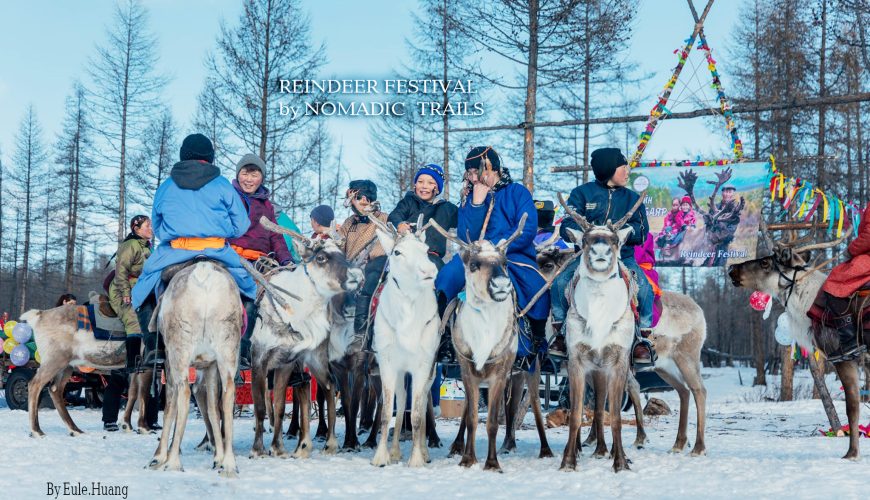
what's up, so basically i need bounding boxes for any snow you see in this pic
[1,367,867,499]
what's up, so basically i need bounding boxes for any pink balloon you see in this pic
[749,291,771,311]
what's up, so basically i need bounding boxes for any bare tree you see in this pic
[193,77,233,174]
[11,105,48,315]
[130,108,177,205]
[206,0,326,196]
[88,0,166,241]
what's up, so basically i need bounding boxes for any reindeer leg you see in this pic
[459,373,479,468]
[834,360,861,460]
[315,383,328,441]
[286,385,300,440]
[194,378,215,452]
[371,370,396,467]
[203,367,225,469]
[657,367,690,453]
[269,366,291,458]
[338,367,357,451]
[390,374,407,463]
[529,365,554,458]
[28,360,64,438]
[591,371,609,458]
[448,407,466,457]
[293,379,313,459]
[137,370,155,433]
[362,376,383,449]
[150,367,176,469]
[47,367,83,436]
[408,373,431,467]
[324,386,339,455]
[608,365,630,473]
[163,377,191,472]
[218,361,239,478]
[343,358,365,451]
[250,364,268,458]
[560,357,585,471]
[123,372,139,432]
[674,354,707,456]
[627,372,647,449]
[499,372,522,455]
[426,393,442,449]
[484,372,508,472]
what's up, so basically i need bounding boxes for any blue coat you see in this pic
[560,180,648,260]
[131,173,256,308]
[435,182,550,320]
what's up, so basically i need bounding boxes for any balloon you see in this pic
[749,291,771,311]
[3,337,18,354]
[3,320,17,338]
[10,344,30,366]
[774,313,792,346]
[34,350,41,363]
[12,322,32,343]
[25,341,37,354]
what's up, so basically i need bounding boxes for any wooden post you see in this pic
[780,346,794,401]
[809,354,841,430]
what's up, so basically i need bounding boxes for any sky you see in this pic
[0,0,742,187]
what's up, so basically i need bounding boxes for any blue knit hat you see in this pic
[414,163,444,194]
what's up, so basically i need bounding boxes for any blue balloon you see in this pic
[10,344,30,366]
[12,322,32,344]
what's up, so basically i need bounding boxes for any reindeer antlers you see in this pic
[792,233,849,255]
[368,213,398,239]
[429,219,470,250]
[260,216,313,248]
[535,224,562,249]
[496,213,528,251]
[557,192,592,232]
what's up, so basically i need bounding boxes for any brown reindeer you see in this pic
[728,226,863,459]
[429,215,528,471]
[536,234,708,456]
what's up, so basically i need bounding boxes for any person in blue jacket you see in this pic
[549,147,655,370]
[132,134,256,355]
[434,146,549,366]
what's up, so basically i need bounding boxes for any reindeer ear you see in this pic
[418,227,428,245]
[565,228,584,245]
[617,226,634,246]
[375,228,395,255]
[291,240,312,260]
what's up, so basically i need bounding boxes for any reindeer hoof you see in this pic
[458,456,477,468]
[842,452,859,461]
[428,437,443,449]
[341,444,361,453]
[539,448,554,459]
[483,460,502,472]
[30,431,46,438]
[269,448,289,459]
[690,447,707,457]
[612,459,630,473]
[448,442,464,458]
[162,463,183,472]
[69,430,83,437]
[121,423,132,432]
[218,467,239,479]
[371,450,390,467]
[248,448,267,459]
[559,463,577,472]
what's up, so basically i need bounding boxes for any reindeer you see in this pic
[555,193,648,472]
[429,214,528,472]
[678,167,746,266]
[365,215,440,467]
[20,303,154,437]
[536,231,708,456]
[143,260,243,476]
[249,217,362,460]
[728,226,863,459]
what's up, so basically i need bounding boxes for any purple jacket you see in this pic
[228,180,292,265]
[634,234,662,328]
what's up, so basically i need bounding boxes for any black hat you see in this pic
[535,200,555,229]
[464,146,501,171]
[591,148,627,183]
[310,205,335,227]
[179,133,215,163]
[348,179,377,202]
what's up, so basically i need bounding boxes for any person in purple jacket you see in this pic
[229,153,293,369]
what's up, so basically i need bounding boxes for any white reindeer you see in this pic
[147,260,243,477]
[249,217,362,459]
[556,193,645,472]
[429,214,528,472]
[368,215,440,468]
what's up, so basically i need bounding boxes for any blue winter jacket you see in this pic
[131,161,256,308]
[559,180,649,260]
[435,182,550,320]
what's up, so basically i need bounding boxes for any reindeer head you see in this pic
[430,213,527,303]
[534,228,573,280]
[557,192,645,280]
[727,220,846,295]
[259,217,363,297]
[371,214,438,292]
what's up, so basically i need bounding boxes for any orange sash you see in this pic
[230,244,266,261]
[170,237,226,251]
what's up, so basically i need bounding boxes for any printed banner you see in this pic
[630,161,769,267]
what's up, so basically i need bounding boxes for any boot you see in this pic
[239,298,258,371]
[141,330,165,368]
[632,328,656,372]
[826,322,866,363]
[125,336,142,374]
[548,321,568,359]
[436,293,456,364]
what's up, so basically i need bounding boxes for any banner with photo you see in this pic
[629,161,769,267]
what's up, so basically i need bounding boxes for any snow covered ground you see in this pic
[0,367,867,499]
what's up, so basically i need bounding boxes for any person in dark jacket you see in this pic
[434,147,549,366]
[229,153,293,369]
[310,204,335,240]
[549,147,655,370]
[388,163,458,269]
